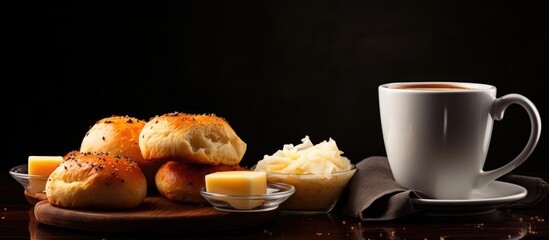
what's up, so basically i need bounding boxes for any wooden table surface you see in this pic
[2,171,548,240]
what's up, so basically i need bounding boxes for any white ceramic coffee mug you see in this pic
[379,82,541,199]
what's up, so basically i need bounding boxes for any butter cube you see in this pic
[28,156,63,193]
[205,171,267,210]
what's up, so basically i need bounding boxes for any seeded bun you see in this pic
[139,112,247,166]
[45,151,147,210]
[80,115,162,188]
[155,161,247,204]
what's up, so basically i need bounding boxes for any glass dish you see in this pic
[200,182,295,212]
[253,165,357,214]
[9,164,50,204]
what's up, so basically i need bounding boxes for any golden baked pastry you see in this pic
[80,115,162,188]
[45,151,147,210]
[139,112,247,166]
[155,161,247,204]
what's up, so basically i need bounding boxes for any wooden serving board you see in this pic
[34,196,280,233]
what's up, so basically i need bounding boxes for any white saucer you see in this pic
[411,180,527,216]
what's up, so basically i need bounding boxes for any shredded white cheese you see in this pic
[254,135,352,177]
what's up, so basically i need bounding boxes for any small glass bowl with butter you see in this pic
[9,164,50,204]
[253,135,357,214]
[9,156,63,204]
[200,181,295,212]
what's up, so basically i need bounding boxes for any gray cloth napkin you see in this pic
[336,156,549,221]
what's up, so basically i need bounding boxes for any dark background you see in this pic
[6,1,547,177]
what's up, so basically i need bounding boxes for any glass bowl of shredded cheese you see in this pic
[253,136,356,214]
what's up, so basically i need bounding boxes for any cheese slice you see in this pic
[205,171,267,210]
[28,156,63,193]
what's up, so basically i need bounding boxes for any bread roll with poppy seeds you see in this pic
[139,112,247,166]
[80,115,162,188]
[45,151,147,210]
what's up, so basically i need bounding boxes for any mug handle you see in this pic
[475,94,542,189]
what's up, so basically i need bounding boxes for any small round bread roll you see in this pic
[139,112,247,165]
[46,151,147,210]
[80,115,163,188]
[155,161,247,204]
